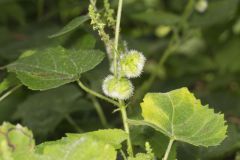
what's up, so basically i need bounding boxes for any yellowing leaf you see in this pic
[134,88,227,147]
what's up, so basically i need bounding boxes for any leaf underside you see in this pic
[139,87,227,147]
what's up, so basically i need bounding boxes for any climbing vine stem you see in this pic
[119,100,133,156]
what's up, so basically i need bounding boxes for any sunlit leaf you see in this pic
[37,129,127,159]
[67,129,128,149]
[131,88,227,147]
[0,122,40,160]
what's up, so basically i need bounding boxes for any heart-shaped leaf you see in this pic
[7,46,105,90]
[130,88,227,147]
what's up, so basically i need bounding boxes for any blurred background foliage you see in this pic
[0,0,240,159]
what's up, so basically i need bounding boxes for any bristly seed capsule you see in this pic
[120,50,146,78]
[102,75,133,100]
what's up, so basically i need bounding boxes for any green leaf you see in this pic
[7,46,105,90]
[49,15,90,38]
[133,88,227,147]
[177,124,240,159]
[38,135,117,160]
[0,122,55,160]
[0,122,35,152]
[66,129,128,149]
[0,123,120,160]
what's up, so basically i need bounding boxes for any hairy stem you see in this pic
[119,100,133,157]
[113,0,134,156]
[77,80,119,106]
[0,85,22,102]
[90,95,109,128]
[163,138,174,160]
[113,0,123,76]
[65,115,82,132]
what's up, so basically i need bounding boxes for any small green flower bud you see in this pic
[195,0,208,13]
[102,75,133,100]
[120,50,146,78]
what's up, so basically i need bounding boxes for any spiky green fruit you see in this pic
[102,75,133,100]
[120,50,146,78]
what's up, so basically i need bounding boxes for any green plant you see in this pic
[0,0,231,159]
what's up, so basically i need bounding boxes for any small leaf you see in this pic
[66,129,128,149]
[0,122,52,160]
[133,88,227,147]
[0,123,40,160]
[49,15,90,38]
[0,122,35,155]
[7,46,105,90]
